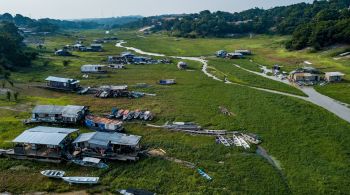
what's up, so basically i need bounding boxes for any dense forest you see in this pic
[126,0,350,50]
[0,21,39,85]
[0,13,101,32]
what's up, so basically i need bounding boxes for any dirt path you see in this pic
[234,64,350,123]
[116,41,350,123]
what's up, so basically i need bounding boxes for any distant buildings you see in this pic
[55,49,71,56]
[215,49,251,59]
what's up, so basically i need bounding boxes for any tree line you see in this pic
[124,0,350,50]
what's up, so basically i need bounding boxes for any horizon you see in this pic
[0,0,313,20]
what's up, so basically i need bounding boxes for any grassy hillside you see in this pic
[118,31,350,104]
[0,30,349,194]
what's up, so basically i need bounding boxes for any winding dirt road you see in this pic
[116,41,350,123]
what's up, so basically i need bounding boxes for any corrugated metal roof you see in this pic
[73,132,141,147]
[12,126,78,145]
[45,76,78,83]
[325,72,345,77]
[32,105,86,117]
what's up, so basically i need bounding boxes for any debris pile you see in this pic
[219,106,235,116]
[216,133,261,149]
[95,85,145,98]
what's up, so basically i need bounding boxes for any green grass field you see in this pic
[0,30,350,194]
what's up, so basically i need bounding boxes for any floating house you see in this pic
[159,79,176,85]
[227,52,244,59]
[325,72,345,82]
[11,126,79,162]
[289,67,324,82]
[133,56,150,64]
[30,105,88,124]
[216,50,227,58]
[45,76,80,91]
[121,52,135,60]
[177,61,188,69]
[85,115,123,132]
[81,65,107,73]
[235,49,252,55]
[73,131,141,161]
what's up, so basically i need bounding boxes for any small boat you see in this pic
[143,111,153,121]
[115,109,124,119]
[238,136,250,149]
[40,170,65,178]
[118,188,155,195]
[134,109,142,119]
[232,135,242,147]
[127,111,135,120]
[62,176,99,184]
[122,110,130,121]
[72,157,109,169]
[197,168,212,180]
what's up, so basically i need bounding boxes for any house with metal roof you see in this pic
[85,115,123,132]
[325,72,345,82]
[289,67,324,83]
[235,49,252,55]
[45,76,80,91]
[11,126,79,162]
[29,105,88,124]
[73,131,141,161]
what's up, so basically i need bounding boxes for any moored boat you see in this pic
[62,176,99,184]
[40,170,65,178]
[72,157,108,169]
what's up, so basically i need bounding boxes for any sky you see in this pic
[0,0,314,20]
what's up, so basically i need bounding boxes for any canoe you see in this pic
[62,176,99,184]
[40,170,65,178]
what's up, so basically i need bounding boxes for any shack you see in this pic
[289,67,324,83]
[235,49,252,55]
[159,79,176,85]
[45,76,80,91]
[177,61,188,70]
[11,126,79,162]
[81,65,107,73]
[73,131,141,161]
[30,105,88,124]
[85,115,123,132]
[325,72,345,82]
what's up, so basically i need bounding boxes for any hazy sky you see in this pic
[0,0,314,19]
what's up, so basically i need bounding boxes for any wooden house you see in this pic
[227,52,244,59]
[73,131,141,161]
[11,126,79,162]
[45,76,80,91]
[30,105,88,124]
